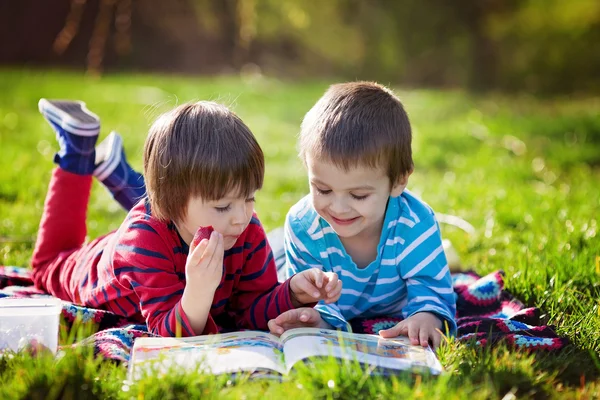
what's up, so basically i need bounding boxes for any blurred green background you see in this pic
[2,0,600,94]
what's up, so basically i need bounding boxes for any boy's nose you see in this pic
[231,206,249,226]
[329,196,350,214]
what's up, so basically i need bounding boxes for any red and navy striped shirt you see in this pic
[65,198,295,336]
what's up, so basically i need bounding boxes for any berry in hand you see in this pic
[192,225,214,248]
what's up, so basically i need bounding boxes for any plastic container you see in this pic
[0,297,62,354]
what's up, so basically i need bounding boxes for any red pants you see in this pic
[31,168,93,302]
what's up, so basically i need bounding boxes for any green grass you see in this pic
[1,69,599,399]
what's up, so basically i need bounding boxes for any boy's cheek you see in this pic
[310,200,330,221]
[309,193,326,208]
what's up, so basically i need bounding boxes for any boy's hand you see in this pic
[185,229,224,292]
[268,308,324,336]
[181,229,224,335]
[378,312,444,349]
[289,269,342,306]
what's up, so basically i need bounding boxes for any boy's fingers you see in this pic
[301,309,321,324]
[296,276,320,298]
[324,272,338,291]
[275,309,300,325]
[199,231,219,266]
[408,324,420,345]
[326,280,343,302]
[379,321,405,338]
[419,327,430,347]
[269,309,319,335]
[208,231,224,266]
[379,329,397,338]
[267,319,284,336]
[277,307,319,325]
[189,239,209,265]
[312,269,323,289]
[192,238,209,256]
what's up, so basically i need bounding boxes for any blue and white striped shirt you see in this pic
[284,190,457,334]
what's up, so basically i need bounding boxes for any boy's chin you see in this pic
[327,224,361,238]
[328,221,377,241]
[223,237,238,250]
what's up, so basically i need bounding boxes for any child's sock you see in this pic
[38,99,100,175]
[94,131,146,211]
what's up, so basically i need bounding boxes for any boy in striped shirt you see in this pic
[31,99,341,337]
[268,82,456,349]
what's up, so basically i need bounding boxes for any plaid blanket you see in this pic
[0,266,567,362]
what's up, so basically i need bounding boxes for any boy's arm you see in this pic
[229,218,296,330]
[111,226,218,337]
[284,215,351,331]
[399,217,457,335]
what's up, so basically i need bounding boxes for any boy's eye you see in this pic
[215,205,231,213]
[315,187,332,195]
[351,193,369,201]
[246,197,256,203]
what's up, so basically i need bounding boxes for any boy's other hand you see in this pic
[185,230,224,292]
[268,308,323,336]
[289,269,342,306]
[181,230,224,334]
[378,312,444,350]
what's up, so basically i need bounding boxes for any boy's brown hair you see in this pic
[299,81,413,186]
[144,101,264,222]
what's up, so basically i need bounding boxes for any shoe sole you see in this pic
[38,99,100,137]
[94,131,123,181]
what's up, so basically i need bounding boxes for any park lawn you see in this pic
[0,69,599,399]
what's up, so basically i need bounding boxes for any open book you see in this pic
[128,328,443,380]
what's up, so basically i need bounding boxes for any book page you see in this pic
[129,331,286,380]
[280,328,442,375]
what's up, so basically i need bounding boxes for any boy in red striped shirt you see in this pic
[31,99,342,337]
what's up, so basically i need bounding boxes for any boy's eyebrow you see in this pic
[216,196,253,202]
[349,185,376,191]
[209,192,256,202]
[310,179,376,191]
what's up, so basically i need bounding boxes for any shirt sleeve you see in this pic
[111,223,218,337]
[228,219,295,330]
[284,213,351,331]
[399,216,457,335]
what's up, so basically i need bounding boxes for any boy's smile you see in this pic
[330,215,360,226]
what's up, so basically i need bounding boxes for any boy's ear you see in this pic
[390,168,413,197]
